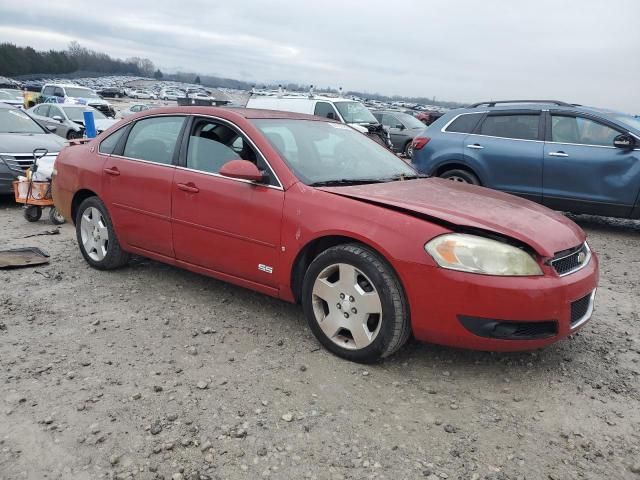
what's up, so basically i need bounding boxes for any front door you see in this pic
[102,115,186,258]
[463,111,544,202]
[172,117,284,287]
[543,112,640,217]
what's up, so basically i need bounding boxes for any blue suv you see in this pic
[411,100,640,219]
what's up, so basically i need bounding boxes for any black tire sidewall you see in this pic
[75,197,126,270]
[441,169,480,185]
[302,245,405,363]
[24,206,42,222]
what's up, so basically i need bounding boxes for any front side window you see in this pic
[36,105,50,117]
[42,86,54,96]
[186,118,278,186]
[48,106,63,119]
[551,115,620,147]
[64,87,98,98]
[123,116,185,164]
[479,114,540,140]
[444,113,483,133]
[253,119,415,185]
[99,127,126,154]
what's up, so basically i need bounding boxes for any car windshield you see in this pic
[63,107,106,121]
[0,108,45,134]
[65,87,99,98]
[395,112,426,129]
[334,101,378,124]
[610,113,640,132]
[252,119,417,186]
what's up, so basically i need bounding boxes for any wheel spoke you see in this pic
[351,323,373,349]
[97,225,108,239]
[312,278,335,303]
[338,263,357,290]
[356,291,382,315]
[318,311,343,339]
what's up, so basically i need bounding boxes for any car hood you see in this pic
[0,132,66,154]
[319,178,585,258]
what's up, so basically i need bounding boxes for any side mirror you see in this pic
[52,115,63,122]
[613,133,636,150]
[395,124,405,130]
[327,112,336,120]
[219,160,265,183]
[46,125,57,132]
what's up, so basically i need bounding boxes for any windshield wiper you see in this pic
[387,173,429,181]
[309,178,388,187]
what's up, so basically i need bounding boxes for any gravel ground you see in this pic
[0,196,639,480]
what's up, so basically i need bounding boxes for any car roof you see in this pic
[131,106,340,122]
[43,83,91,89]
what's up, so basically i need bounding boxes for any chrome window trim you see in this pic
[100,112,284,190]
[571,289,596,330]
[553,242,591,278]
[174,165,284,191]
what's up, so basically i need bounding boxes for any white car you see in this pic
[160,89,182,101]
[128,90,155,100]
[119,103,160,118]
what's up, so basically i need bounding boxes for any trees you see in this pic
[153,69,164,80]
[194,75,201,84]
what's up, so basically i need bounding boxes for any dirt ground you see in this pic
[0,195,638,480]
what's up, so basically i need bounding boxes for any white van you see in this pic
[41,84,115,117]
[246,95,376,131]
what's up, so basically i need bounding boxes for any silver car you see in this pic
[27,104,117,140]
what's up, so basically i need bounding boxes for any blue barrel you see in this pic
[83,110,97,138]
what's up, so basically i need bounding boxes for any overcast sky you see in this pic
[1,0,638,111]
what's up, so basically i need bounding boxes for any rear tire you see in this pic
[302,244,410,363]
[440,168,480,185]
[404,141,414,159]
[67,130,82,140]
[75,196,130,270]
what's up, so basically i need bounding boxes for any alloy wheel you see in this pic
[80,206,109,261]
[447,175,468,183]
[311,263,383,350]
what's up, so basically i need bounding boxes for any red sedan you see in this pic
[52,107,598,362]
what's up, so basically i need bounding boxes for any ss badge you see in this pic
[258,264,273,274]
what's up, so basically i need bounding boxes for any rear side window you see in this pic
[42,86,54,96]
[314,102,338,120]
[123,116,185,164]
[444,113,483,133]
[99,127,126,154]
[479,114,540,140]
[551,115,620,147]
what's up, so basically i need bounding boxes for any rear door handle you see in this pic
[103,167,120,176]
[177,182,199,193]
[467,144,484,149]
[548,151,569,157]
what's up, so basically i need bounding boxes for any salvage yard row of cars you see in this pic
[3,88,640,361]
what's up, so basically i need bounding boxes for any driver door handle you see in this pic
[549,151,569,157]
[177,182,199,193]
[467,144,484,149]
[103,167,120,176]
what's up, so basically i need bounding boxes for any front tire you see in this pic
[75,196,129,270]
[440,168,480,185]
[24,205,42,222]
[302,244,410,363]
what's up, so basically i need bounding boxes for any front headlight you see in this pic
[425,233,543,276]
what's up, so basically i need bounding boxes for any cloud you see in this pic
[0,0,638,111]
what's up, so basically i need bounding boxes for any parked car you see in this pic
[27,104,117,139]
[372,110,426,158]
[41,83,116,117]
[0,89,23,108]
[0,104,65,194]
[52,107,598,362]
[411,100,640,219]
[128,90,155,100]
[415,110,444,125]
[119,103,160,118]
[246,94,392,148]
[159,89,181,101]
[97,87,125,98]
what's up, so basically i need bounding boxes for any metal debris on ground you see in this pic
[23,228,61,238]
[0,247,50,269]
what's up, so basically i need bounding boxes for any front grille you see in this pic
[551,243,590,276]
[570,293,592,326]
[2,154,35,172]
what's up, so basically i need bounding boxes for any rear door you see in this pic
[102,115,186,258]
[171,116,284,289]
[463,110,544,202]
[543,111,640,217]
